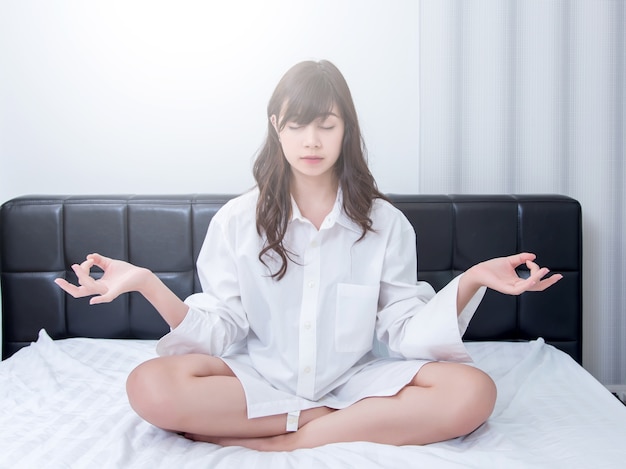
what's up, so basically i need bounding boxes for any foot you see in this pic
[184,432,298,452]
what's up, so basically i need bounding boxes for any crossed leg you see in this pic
[126,355,496,452]
[126,354,332,438]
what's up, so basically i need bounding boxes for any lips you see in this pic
[301,156,323,163]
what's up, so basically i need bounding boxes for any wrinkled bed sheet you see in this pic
[2,331,625,469]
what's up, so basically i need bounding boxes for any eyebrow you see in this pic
[279,110,341,127]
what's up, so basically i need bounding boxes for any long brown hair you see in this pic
[253,60,387,280]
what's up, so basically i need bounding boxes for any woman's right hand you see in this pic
[54,253,150,305]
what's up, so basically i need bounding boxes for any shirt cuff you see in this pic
[457,277,487,336]
[155,307,221,356]
[401,274,486,363]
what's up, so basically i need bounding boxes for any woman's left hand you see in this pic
[466,252,563,296]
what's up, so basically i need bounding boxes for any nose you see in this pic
[303,125,321,148]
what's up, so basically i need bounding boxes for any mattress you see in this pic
[2,330,624,469]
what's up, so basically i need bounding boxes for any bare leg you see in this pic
[126,354,332,438]
[207,362,497,451]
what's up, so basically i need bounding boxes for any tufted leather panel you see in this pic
[1,194,582,363]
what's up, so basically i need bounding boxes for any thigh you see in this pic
[126,353,239,407]
[405,361,496,437]
[133,353,236,380]
[127,354,248,432]
[128,354,334,439]
[409,361,494,389]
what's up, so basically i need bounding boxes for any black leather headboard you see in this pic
[1,194,582,363]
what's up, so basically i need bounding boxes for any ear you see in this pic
[270,115,279,135]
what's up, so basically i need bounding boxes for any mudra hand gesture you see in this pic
[55,253,149,305]
[57,252,560,311]
[466,252,562,295]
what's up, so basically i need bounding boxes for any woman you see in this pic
[55,60,561,451]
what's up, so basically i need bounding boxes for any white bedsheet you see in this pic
[1,331,625,469]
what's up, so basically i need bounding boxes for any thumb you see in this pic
[510,252,536,266]
[88,253,109,271]
[89,292,115,305]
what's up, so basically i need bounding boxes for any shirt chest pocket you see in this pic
[335,283,379,353]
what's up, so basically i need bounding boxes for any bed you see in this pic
[1,194,625,468]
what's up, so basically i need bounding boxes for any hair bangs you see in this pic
[278,75,338,129]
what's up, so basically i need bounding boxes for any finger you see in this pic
[71,263,96,287]
[79,257,95,270]
[525,261,546,283]
[528,266,550,285]
[87,253,110,271]
[525,259,540,272]
[505,266,547,295]
[54,278,89,298]
[54,277,77,295]
[519,252,537,260]
[532,273,564,291]
[510,252,536,268]
[70,259,94,283]
[71,263,109,298]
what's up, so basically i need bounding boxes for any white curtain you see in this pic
[419,0,625,386]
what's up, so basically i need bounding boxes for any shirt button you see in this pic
[304,321,312,330]
[308,281,315,288]
[304,366,311,374]
[310,240,318,248]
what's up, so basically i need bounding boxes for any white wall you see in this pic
[0,0,420,204]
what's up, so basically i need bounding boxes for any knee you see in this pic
[126,359,178,429]
[449,368,497,436]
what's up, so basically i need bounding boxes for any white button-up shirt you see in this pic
[157,189,485,418]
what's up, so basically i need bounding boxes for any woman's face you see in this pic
[272,105,345,185]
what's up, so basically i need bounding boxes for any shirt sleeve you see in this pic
[375,216,486,363]
[156,207,250,357]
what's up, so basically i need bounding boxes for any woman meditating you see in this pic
[55,59,561,451]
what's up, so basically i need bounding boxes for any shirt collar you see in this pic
[290,187,363,234]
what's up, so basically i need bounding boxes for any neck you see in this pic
[291,175,338,201]
[290,173,339,229]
